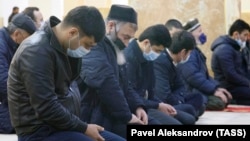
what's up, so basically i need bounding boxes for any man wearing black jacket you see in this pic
[8,6,125,141]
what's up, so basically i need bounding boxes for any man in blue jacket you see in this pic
[211,19,250,105]
[177,18,232,110]
[153,28,206,120]
[78,4,155,138]
[0,13,36,134]
[124,24,196,125]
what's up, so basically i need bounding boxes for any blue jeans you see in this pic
[18,125,125,141]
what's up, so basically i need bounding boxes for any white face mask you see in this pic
[236,39,246,49]
[179,54,190,64]
[67,34,90,58]
[236,35,246,49]
[39,21,45,29]
[117,50,126,65]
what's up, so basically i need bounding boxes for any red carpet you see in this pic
[223,104,250,112]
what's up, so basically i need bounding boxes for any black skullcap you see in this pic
[107,4,137,25]
[183,18,200,32]
[11,13,36,34]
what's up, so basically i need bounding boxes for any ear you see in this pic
[141,39,148,47]
[180,48,186,56]
[143,39,151,46]
[106,21,115,34]
[232,31,239,39]
[12,29,20,41]
[142,39,151,52]
[67,27,78,38]
[13,29,19,36]
[144,39,150,43]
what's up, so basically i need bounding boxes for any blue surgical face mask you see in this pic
[67,46,90,58]
[143,50,160,61]
[67,34,90,58]
[199,33,207,45]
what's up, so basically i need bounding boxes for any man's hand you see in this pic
[135,107,148,125]
[158,102,177,116]
[85,124,105,141]
[214,88,232,103]
[128,114,145,125]
[217,88,232,99]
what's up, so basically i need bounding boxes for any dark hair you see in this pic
[138,24,172,47]
[228,19,250,36]
[22,7,40,21]
[13,6,19,11]
[8,7,19,23]
[165,19,183,31]
[168,30,195,54]
[63,6,105,43]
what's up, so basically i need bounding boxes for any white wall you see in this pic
[241,0,250,13]
[0,0,29,26]
[111,0,128,5]
[28,0,64,21]
[0,0,64,27]
[224,0,241,33]
[83,0,128,8]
